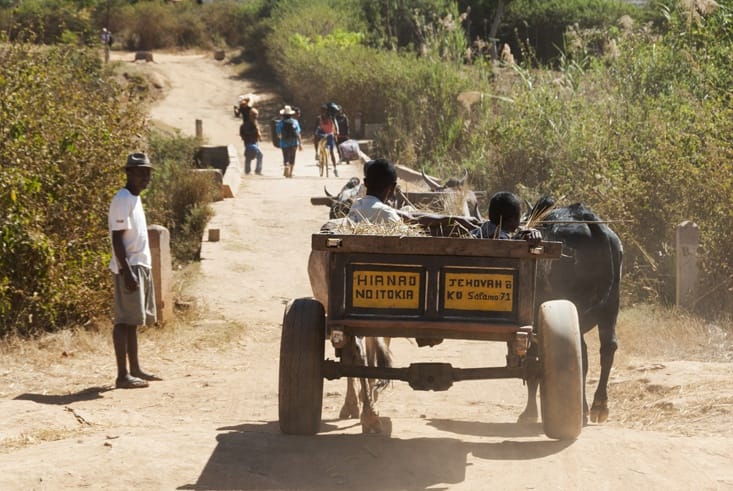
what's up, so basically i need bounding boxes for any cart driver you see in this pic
[348,158,479,232]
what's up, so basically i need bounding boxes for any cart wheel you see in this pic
[538,300,583,440]
[279,298,325,435]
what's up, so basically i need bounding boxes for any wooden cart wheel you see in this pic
[538,299,583,440]
[278,298,325,434]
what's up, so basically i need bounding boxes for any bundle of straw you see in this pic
[321,217,427,237]
[522,196,560,230]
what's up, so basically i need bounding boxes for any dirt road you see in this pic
[0,51,731,491]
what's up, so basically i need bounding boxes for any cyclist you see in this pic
[313,103,339,177]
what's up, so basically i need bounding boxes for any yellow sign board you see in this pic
[352,270,421,309]
[444,272,514,312]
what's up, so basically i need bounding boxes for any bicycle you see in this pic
[317,135,339,177]
[317,137,329,177]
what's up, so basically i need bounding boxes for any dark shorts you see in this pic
[113,265,156,326]
[282,146,297,165]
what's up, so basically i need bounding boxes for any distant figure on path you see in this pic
[101,28,113,63]
[240,107,263,175]
[234,94,253,122]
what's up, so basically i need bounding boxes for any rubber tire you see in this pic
[538,300,583,440]
[278,298,325,435]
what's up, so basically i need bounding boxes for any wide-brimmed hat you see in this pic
[238,93,255,104]
[280,105,296,116]
[125,152,152,169]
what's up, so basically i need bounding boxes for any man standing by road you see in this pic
[108,152,161,389]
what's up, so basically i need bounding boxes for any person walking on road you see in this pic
[100,28,113,63]
[240,107,263,175]
[234,94,253,122]
[276,105,302,178]
[108,152,162,389]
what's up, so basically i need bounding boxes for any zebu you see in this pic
[312,169,483,222]
[308,246,392,432]
[419,169,482,220]
[518,197,623,425]
[325,177,363,219]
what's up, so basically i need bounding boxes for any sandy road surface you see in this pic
[0,51,731,491]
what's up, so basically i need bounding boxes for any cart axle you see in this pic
[322,360,526,391]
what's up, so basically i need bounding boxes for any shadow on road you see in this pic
[14,386,113,405]
[179,420,573,490]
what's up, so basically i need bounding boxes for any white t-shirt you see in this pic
[347,195,401,224]
[108,187,151,273]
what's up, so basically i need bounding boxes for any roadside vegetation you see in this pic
[1,0,731,337]
[261,0,732,316]
[0,41,216,337]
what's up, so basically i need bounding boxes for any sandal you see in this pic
[115,376,149,389]
[131,372,162,382]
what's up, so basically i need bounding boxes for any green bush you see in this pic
[0,42,146,336]
[144,130,217,265]
[358,0,453,50]
[95,0,268,51]
[0,7,243,336]
[266,0,476,168]
[1,0,269,50]
[0,0,97,45]
[502,0,641,64]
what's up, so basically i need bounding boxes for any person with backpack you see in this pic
[335,107,349,145]
[276,105,302,178]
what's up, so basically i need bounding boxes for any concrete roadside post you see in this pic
[675,220,699,311]
[148,225,173,324]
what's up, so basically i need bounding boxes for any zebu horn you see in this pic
[421,168,442,191]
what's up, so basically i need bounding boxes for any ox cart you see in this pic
[279,234,583,440]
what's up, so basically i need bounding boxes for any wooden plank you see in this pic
[329,319,533,342]
[517,260,536,325]
[312,234,561,259]
[403,191,487,203]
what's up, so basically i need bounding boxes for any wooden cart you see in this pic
[279,234,583,439]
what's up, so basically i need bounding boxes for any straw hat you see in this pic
[280,105,295,116]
